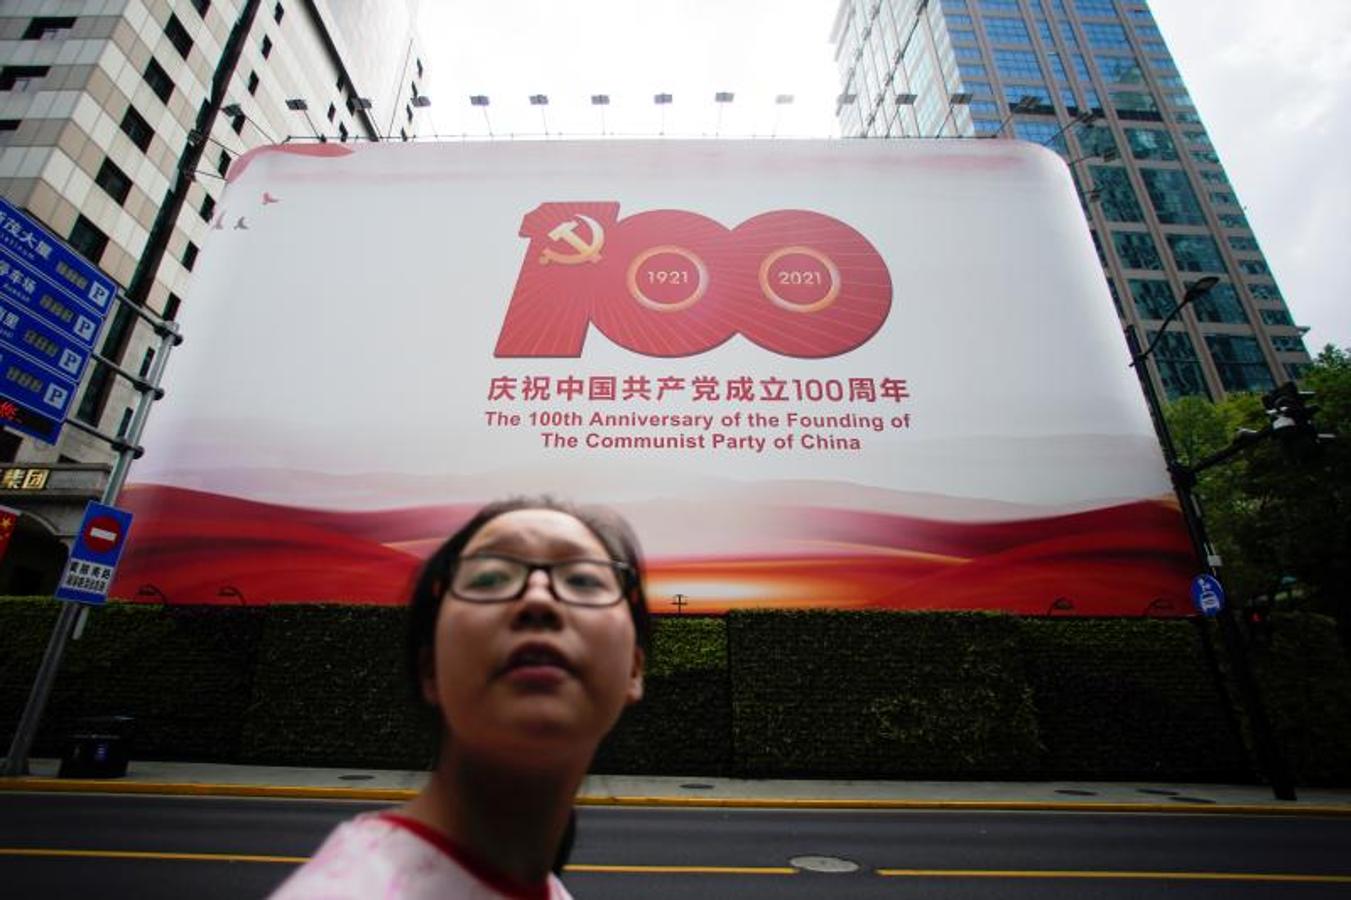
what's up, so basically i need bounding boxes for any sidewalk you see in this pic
[3,759,1350,815]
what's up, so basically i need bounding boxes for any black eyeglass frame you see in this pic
[447,553,635,607]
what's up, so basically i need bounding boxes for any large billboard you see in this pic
[112,140,1195,615]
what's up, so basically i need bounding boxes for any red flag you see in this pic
[0,505,19,564]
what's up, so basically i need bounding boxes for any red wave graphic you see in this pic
[110,485,1195,615]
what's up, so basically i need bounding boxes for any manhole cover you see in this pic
[680,783,714,790]
[338,774,374,781]
[790,855,860,874]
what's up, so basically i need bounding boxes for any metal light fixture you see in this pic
[529,94,549,106]
[714,91,734,103]
[411,95,431,108]
[591,94,610,105]
[653,93,673,104]
[895,92,917,105]
[469,95,490,107]
[284,98,308,111]
[775,94,795,105]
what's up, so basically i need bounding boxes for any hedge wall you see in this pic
[3,598,1349,784]
[593,617,730,775]
[1252,613,1351,785]
[1018,618,1249,781]
[728,611,1041,778]
[0,599,263,760]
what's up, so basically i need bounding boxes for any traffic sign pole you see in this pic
[1,304,178,777]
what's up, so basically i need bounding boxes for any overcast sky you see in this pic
[418,0,1350,354]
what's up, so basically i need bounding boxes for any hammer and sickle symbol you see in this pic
[539,215,605,265]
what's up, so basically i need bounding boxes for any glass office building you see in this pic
[830,0,1310,401]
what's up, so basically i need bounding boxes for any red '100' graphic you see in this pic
[494,202,892,358]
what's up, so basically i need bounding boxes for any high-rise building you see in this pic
[0,0,430,592]
[830,0,1311,402]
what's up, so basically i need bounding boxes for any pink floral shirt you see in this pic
[270,812,573,900]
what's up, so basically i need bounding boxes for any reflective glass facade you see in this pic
[830,0,1309,401]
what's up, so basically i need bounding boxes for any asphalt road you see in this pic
[1,792,1349,898]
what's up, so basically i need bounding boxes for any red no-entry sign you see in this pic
[83,515,124,554]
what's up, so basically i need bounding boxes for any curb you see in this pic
[2,778,1350,816]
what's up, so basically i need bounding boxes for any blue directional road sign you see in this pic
[55,501,134,606]
[0,197,117,444]
[1191,574,1226,618]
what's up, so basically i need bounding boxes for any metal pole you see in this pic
[1124,325,1295,801]
[2,311,180,777]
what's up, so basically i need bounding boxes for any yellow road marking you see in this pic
[876,868,1351,884]
[566,864,797,875]
[0,847,305,864]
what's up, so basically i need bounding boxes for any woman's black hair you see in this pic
[406,496,652,702]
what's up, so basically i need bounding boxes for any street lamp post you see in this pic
[1125,278,1296,801]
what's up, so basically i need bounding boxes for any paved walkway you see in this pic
[3,759,1350,815]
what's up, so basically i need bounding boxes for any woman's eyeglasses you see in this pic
[449,554,632,607]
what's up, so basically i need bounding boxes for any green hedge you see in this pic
[1019,618,1249,781]
[728,611,1041,778]
[1252,613,1351,785]
[0,598,263,760]
[3,598,1348,784]
[239,605,434,769]
[593,617,730,775]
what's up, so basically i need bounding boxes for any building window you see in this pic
[191,0,210,17]
[1219,213,1249,230]
[338,123,349,142]
[217,149,231,177]
[68,215,109,264]
[1112,231,1163,270]
[1111,90,1161,121]
[1096,55,1144,84]
[1090,166,1144,223]
[165,14,193,58]
[231,112,245,134]
[163,293,182,321]
[327,102,336,122]
[1271,335,1306,354]
[22,17,76,40]
[406,104,413,123]
[1082,22,1131,50]
[0,120,18,145]
[1191,283,1247,324]
[1124,127,1177,161]
[416,58,423,78]
[1229,236,1260,253]
[983,16,1032,45]
[1260,308,1293,326]
[182,241,199,271]
[1139,168,1205,225]
[274,3,285,24]
[1166,234,1226,273]
[1076,123,1117,158]
[138,347,156,378]
[1205,335,1275,393]
[0,66,50,92]
[144,58,173,102]
[247,71,259,94]
[1129,279,1175,320]
[993,49,1044,81]
[400,127,409,142]
[116,407,134,439]
[1148,331,1209,401]
[1249,284,1282,302]
[1240,260,1271,277]
[95,158,132,204]
[0,430,20,463]
[1075,0,1120,17]
[261,35,273,58]
[120,105,154,151]
[199,192,216,222]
